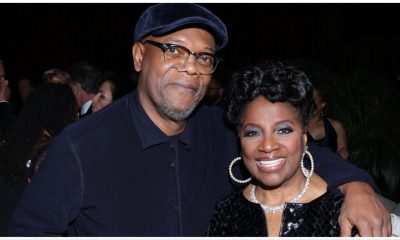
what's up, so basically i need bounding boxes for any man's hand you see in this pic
[0,78,11,102]
[339,182,392,236]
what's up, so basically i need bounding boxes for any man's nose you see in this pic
[176,55,199,75]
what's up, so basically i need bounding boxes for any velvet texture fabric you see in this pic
[133,3,228,51]
[207,189,358,237]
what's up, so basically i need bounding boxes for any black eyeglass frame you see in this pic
[143,40,220,75]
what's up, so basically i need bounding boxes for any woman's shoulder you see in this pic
[304,188,345,214]
[208,189,267,237]
[282,189,347,237]
[215,190,247,209]
[212,189,263,220]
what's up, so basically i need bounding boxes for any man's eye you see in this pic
[198,55,213,66]
[167,46,177,53]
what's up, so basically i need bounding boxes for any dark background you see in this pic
[1,3,400,201]
[0,3,399,83]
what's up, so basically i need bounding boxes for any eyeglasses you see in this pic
[143,40,219,75]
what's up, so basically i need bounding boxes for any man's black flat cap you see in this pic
[133,3,228,51]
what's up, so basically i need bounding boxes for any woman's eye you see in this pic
[275,127,293,135]
[243,129,260,137]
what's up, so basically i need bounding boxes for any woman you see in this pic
[0,82,78,184]
[207,61,356,237]
[307,79,349,159]
[92,73,124,113]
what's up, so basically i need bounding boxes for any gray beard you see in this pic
[159,86,206,121]
[160,100,198,121]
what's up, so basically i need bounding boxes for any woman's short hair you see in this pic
[224,60,314,132]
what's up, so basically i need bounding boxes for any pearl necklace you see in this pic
[249,175,311,213]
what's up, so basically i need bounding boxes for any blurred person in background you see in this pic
[92,72,124,113]
[0,82,77,236]
[0,59,16,142]
[42,68,70,84]
[67,61,103,118]
[10,78,35,115]
[17,78,34,102]
[202,67,229,108]
[307,81,349,160]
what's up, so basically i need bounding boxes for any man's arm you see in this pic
[8,134,82,236]
[309,142,374,189]
[309,142,391,237]
[339,182,391,236]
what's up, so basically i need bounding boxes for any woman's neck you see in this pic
[246,170,308,207]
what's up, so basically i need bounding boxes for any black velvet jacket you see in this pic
[208,188,357,237]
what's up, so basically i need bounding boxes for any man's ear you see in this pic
[132,43,144,72]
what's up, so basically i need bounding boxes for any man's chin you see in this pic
[161,104,197,121]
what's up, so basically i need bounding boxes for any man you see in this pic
[8,4,390,236]
[10,77,35,114]
[17,78,34,102]
[0,59,19,236]
[0,59,16,141]
[67,61,103,118]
